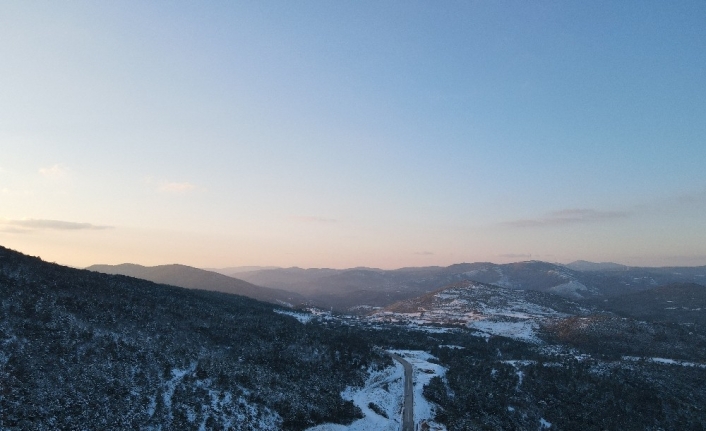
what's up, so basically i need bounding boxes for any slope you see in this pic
[593,282,706,325]
[371,280,587,343]
[87,263,305,306]
[0,246,385,430]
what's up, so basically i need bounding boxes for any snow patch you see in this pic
[468,320,540,343]
[622,356,706,368]
[548,281,587,299]
[274,309,314,324]
[163,362,197,421]
[306,362,405,431]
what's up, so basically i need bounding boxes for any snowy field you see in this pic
[306,350,447,431]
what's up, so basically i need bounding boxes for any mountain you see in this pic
[564,260,629,271]
[382,280,587,318]
[593,282,706,325]
[236,261,598,310]
[370,280,589,343]
[0,245,384,430]
[86,263,305,306]
[4,245,706,431]
[204,266,280,276]
[236,266,447,311]
[235,267,342,294]
[573,265,706,296]
[445,261,597,298]
[229,261,706,311]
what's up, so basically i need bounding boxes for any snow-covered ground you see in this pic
[273,308,315,324]
[307,350,448,431]
[305,361,405,431]
[469,320,541,343]
[622,356,706,368]
[368,283,566,343]
[389,350,448,431]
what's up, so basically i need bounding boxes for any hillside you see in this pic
[0,246,385,430]
[564,260,629,271]
[86,263,306,306]
[3,245,706,430]
[574,266,706,296]
[370,280,589,343]
[593,282,706,325]
[237,261,706,311]
[236,262,597,310]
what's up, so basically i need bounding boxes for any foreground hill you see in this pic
[1,246,383,430]
[86,263,305,306]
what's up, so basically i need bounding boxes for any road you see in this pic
[390,352,414,431]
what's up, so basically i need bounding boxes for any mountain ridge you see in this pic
[86,263,306,306]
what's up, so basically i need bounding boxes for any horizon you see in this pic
[2,2,706,269]
[22,247,706,272]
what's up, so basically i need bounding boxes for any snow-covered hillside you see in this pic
[370,281,587,343]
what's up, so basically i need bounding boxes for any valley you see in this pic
[2,245,706,430]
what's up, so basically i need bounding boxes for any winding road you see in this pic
[389,352,414,431]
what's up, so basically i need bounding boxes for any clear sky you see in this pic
[1,1,705,269]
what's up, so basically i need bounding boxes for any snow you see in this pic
[548,281,588,299]
[163,362,197,420]
[307,350,448,431]
[146,363,283,430]
[540,418,552,428]
[306,361,405,431]
[468,320,541,343]
[622,356,706,368]
[273,309,315,324]
[366,283,566,344]
[390,350,448,431]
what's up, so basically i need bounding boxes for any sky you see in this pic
[1,1,706,269]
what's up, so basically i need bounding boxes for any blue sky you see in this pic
[1,1,705,268]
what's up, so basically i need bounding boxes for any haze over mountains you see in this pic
[88,260,706,314]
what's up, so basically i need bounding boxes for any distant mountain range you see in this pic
[87,260,706,313]
[204,266,280,276]
[563,260,629,271]
[234,261,706,311]
[86,263,305,306]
